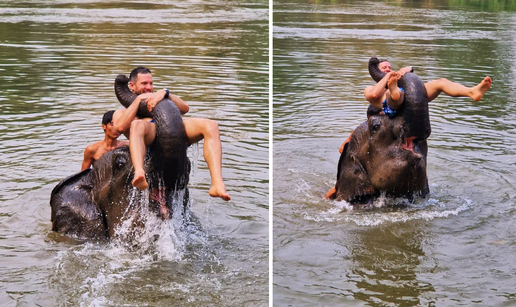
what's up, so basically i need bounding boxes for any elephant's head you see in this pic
[89,143,190,239]
[365,115,428,194]
[88,147,133,238]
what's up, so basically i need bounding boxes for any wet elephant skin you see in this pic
[334,114,429,203]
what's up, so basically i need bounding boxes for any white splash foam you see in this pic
[189,142,200,176]
[303,197,474,226]
[113,185,190,261]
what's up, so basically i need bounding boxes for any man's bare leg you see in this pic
[183,118,231,201]
[386,72,404,110]
[425,76,492,102]
[129,120,156,190]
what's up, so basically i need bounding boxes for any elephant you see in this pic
[50,74,190,240]
[330,57,431,203]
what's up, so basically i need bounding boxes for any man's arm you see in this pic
[364,72,393,109]
[81,144,96,171]
[146,90,189,115]
[113,93,152,134]
[169,93,189,115]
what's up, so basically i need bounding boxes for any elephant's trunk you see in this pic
[368,57,386,83]
[114,74,189,186]
[398,73,431,140]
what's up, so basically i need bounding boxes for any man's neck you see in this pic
[103,136,119,148]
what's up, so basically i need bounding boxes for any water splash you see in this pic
[50,184,203,306]
[189,142,200,177]
[303,195,474,226]
[112,178,191,261]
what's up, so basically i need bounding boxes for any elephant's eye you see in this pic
[114,155,127,169]
[370,117,382,133]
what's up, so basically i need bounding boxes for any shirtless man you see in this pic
[112,66,230,201]
[81,110,129,171]
[326,60,492,199]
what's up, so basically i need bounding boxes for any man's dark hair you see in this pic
[367,105,382,119]
[129,66,152,83]
[378,59,389,64]
[102,110,115,126]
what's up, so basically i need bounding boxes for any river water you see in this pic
[0,1,268,306]
[273,1,516,306]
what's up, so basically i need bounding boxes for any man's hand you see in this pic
[146,90,168,112]
[397,66,413,77]
[134,93,153,105]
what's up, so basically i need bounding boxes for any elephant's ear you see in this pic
[335,136,377,202]
[51,169,92,198]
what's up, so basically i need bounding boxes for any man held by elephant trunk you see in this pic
[112,66,231,201]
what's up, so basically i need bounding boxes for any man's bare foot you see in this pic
[209,184,231,201]
[471,76,492,101]
[325,187,336,200]
[132,169,148,190]
[387,72,400,101]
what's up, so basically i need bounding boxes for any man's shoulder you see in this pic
[85,141,102,153]
[112,108,126,118]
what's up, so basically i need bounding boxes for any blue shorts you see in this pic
[382,87,404,118]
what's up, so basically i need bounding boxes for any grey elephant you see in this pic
[50,74,190,240]
[329,57,431,203]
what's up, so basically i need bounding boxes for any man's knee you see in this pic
[193,118,219,137]
[204,119,220,137]
[130,120,147,136]
[433,78,450,87]
[184,118,220,144]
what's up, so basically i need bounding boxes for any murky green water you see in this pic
[5,0,516,305]
[273,1,516,306]
[0,1,268,306]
